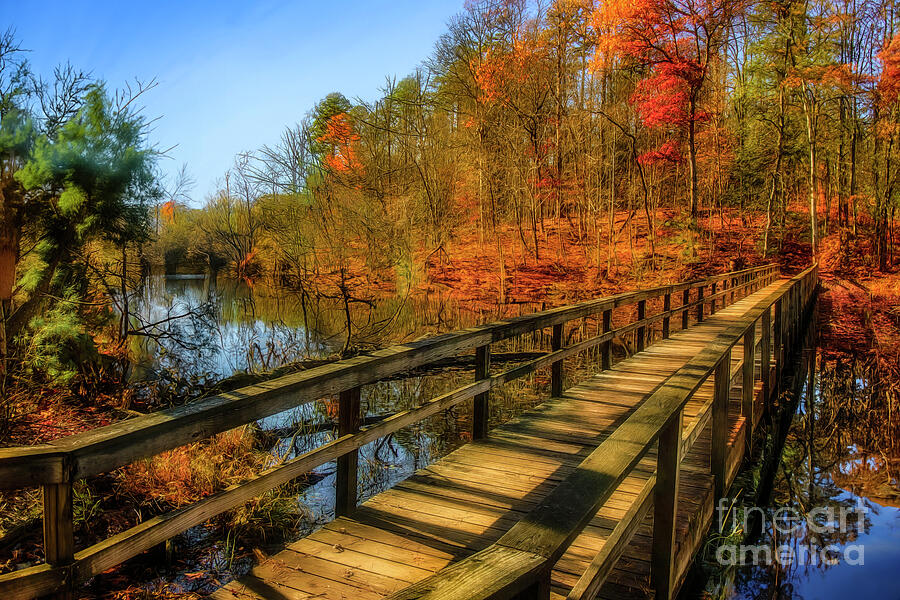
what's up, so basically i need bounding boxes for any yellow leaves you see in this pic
[875,119,900,141]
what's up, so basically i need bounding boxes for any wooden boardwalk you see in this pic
[212,284,782,600]
[0,263,817,600]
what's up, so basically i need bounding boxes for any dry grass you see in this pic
[118,427,266,508]
[116,425,310,546]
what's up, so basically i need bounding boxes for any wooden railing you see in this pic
[386,263,818,600]
[0,264,781,599]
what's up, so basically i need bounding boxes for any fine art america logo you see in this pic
[715,498,868,566]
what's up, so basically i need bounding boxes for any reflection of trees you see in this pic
[698,350,899,600]
[823,359,900,507]
[129,274,219,380]
[133,271,545,382]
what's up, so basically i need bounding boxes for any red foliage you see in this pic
[638,139,683,165]
[593,0,738,168]
[630,60,708,129]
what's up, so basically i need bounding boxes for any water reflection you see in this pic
[696,352,900,599]
[129,271,542,382]
[130,273,329,380]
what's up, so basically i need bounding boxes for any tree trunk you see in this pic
[688,98,699,219]
[804,98,818,257]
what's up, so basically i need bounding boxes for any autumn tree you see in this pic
[594,0,746,219]
[875,29,900,269]
[199,154,264,276]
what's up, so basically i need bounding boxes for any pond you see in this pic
[128,271,548,381]
[689,345,900,599]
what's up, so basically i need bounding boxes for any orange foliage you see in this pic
[160,200,176,225]
[471,28,548,106]
[317,113,363,175]
[420,208,772,309]
[590,0,644,63]
[238,247,258,273]
[879,35,900,106]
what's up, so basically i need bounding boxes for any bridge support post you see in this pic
[662,292,671,339]
[336,386,361,517]
[43,481,74,600]
[652,407,682,600]
[551,324,563,397]
[761,308,771,403]
[681,289,690,330]
[742,326,756,450]
[636,300,646,352]
[774,299,783,398]
[712,350,731,501]
[474,344,491,439]
[697,287,704,322]
[511,568,551,600]
[601,309,612,370]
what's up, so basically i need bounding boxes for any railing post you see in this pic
[636,300,646,352]
[652,407,682,600]
[712,350,731,501]
[786,288,794,356]
[512,568,551,600]
[774,299,783,397]
[682,289,690,330]
[697,286,705,322]
[761,307,771,403]
[786,288,793,353]
[474,344,491,439]
[742,326,755,448]
[793,285,801,347]
[710,282,717,314]
[662,292,671,339]
[601,309,612,370]
[43,481,75,600]
[336,385,361,517]
[551,323,563,397]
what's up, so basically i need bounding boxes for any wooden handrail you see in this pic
[0,263,781,599]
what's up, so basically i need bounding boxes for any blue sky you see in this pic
[5,0,462,202]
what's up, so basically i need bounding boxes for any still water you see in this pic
[129,272,538,381]
[694,352,900,599]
